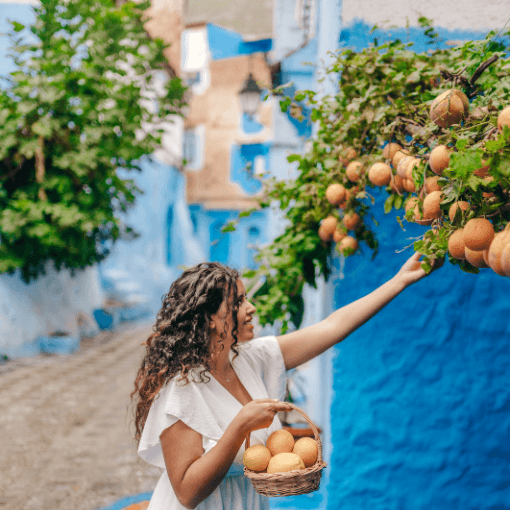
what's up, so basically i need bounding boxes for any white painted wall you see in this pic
[342,0,509,30]
[0,265,103,357]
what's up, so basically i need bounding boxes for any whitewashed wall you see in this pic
[342,0,509,30]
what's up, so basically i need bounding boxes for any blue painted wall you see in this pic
[230,143,270,195]
[329,188,510,509]
[189,205,268,272]
[340,19,492,53]
[325,22,510,510]
[207,23,272,61]
[101,157,204,313]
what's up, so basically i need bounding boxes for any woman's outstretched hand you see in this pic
[394,251,443,288]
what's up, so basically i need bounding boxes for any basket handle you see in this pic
[243,402,323,463]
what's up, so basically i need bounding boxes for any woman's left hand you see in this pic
[394,251,443,288]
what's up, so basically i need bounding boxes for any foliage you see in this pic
[0,0,186,282]
[235,21,510,333]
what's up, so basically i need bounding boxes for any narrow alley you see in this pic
[0,323,161,510]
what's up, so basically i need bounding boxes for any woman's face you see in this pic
[210,279,256,345]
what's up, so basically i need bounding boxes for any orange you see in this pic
[266,429,295,456]
[382,142,402,161]
[346,161,363,182]
[396,156,412,179]
[337,235,358,255]
[333,227,347,243]
[318,225,331,242]
[319,216,337,241]
[429,145,450,175]
[448,229,467,260]
[392,149,410,169]
[463,218,495,251]
[423,191,443,219]
[292,437,318,468]
[403,178,416,193]
[267,453,305,474]
[390,174,405,193]
[368,163,392,186]
[243,445,272,472]
[497,106,510,133]
[430,89,469,128]
[326,184,346,205]
[343,212,361,231]
[488,228,510,276]
[500,242,510,276]
[425,176,442,193]
[465,247,490,269]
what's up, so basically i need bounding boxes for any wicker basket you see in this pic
[243,403,327,497]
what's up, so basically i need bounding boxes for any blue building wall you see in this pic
[329,188,510,510]
[325,23,510,510]
[101,157,204,315]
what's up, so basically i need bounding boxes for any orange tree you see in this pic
[231,22,510,333]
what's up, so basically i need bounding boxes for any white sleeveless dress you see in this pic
[138,335,288,510]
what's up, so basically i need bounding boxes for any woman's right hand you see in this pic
[236,399,292,434]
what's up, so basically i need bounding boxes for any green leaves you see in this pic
[11,21,25,33]
[0,0,186,282]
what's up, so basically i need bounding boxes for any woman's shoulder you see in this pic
[235,335,284,374]
[158,367,210,391]
[237,335,280,359]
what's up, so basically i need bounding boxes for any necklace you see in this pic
[211,365,235,382]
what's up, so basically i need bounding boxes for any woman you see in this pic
[130,252,437,510]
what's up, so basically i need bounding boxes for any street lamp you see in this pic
[238,72,262,119]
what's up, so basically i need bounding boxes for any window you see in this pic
[183,125,205,171]
[183,130,196,167]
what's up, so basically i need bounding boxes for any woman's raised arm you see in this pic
[276,252,438,371]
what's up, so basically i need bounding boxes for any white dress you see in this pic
[138,335,288,510]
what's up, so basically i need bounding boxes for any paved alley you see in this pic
[0,322,162,510]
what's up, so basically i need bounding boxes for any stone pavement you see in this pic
[0,322,162,510]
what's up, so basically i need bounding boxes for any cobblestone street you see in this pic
[0,322,162,510]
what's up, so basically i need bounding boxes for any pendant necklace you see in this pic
[212,364,234,382]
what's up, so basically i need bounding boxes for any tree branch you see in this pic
[35,136,47,201]
[469,55,499,87]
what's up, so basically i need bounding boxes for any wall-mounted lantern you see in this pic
[238,72,262,119]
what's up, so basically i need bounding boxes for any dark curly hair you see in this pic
[130,262,241,444]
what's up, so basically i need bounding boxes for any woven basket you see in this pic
[243,403,327,497]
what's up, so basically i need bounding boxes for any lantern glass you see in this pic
[239,73,262,118]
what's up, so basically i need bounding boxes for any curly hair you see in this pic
[130,262,241,444]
